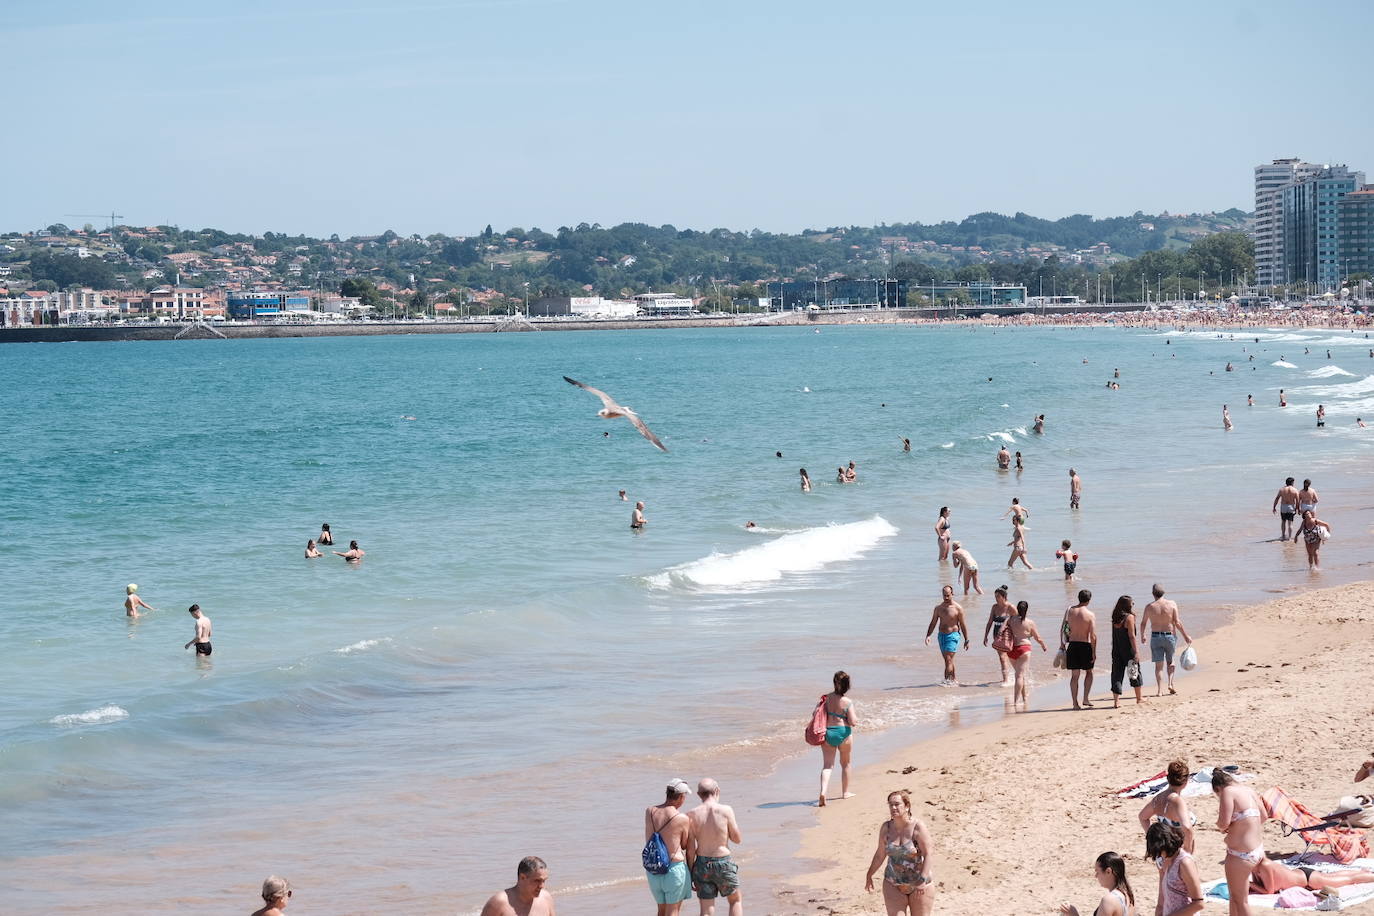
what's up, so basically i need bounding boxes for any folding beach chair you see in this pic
[1261,786,1370,864]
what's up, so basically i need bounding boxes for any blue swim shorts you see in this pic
[648,860,692,904]
[938,630,963,654]
[1150,632,1177,665]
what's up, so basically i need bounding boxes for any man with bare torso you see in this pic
[1272,477,1300,542]
[996,446,1011,469]
[1139,584,1192,696]
[183,604,212,657]
[925,585,970,685]
[687,778,743,916]
[1068,468,1082,509]
[645,779,694,915]
[1060,590,1095,709]
[632,501,647,530]
[480,856,556,916]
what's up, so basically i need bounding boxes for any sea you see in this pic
[3,323,1373,913]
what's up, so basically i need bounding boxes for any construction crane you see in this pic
[64,211,124,231]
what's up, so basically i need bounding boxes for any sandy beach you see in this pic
[791,581,1374,914]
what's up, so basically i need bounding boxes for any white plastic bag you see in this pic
[1180,645,1198,671]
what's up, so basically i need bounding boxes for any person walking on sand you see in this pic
[687,779,742,916]
[333,540,365,562]
[864,790,935,916]
[1060,590,1096,710]
[950,542,983,595]
[184,604,212,657]
[984,585,1016,686]
[934,507,951,561]
[799,468,812,493]
[251,876,293,916]
[925,586,969,686]
[1006,600,1048,707]
[818,671,857,807]
[480,857,555,916]
[1069,468,1082,509]
[1213,769,1266,916]
[1272,477,1300,542]
[1109,596,1143,708]
[1006,515,1033,569]
[124,584,156,618]
[631,501,647,530]
[1299,510,1332,570]
[1139,584,1192,696]
[1056,851,1136,916]
[1222,405,1232,431]
[644,779,693,915]
[1145,822,1203,916]
[1138,761,1196,853]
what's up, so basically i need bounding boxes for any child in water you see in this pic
[1055,540,1078,581]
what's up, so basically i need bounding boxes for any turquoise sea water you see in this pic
[2,325,1373,913]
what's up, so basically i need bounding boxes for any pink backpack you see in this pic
[804,695,828,746]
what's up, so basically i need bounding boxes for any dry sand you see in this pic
[784,581,1374,914]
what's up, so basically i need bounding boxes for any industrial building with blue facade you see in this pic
[227,292,312,319]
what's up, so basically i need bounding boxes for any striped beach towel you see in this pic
[1262,786,1370,864]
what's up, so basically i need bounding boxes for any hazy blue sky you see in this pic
[8,0,1372,237]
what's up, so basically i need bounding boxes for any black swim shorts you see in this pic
[1065,640,1094,670]
[195,642,213,656]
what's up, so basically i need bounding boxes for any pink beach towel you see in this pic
[1275,886,1320,908]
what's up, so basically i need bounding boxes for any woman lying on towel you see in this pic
[1251,857,1374,894]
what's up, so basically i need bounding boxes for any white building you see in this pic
[633,292,694,316]
[528,296,637,318]
[1254,158,1322,287]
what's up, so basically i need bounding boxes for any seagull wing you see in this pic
[563,375,621,412]
[627,411,668,452]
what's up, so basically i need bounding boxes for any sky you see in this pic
[7,0,1372,238]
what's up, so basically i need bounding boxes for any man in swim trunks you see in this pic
[1068,468,1082,509]
[480,856,556,916]
[644,779,693,915]
[996,446,1011,469]
[1060,590,1095,709]
[1317,404,1326,428]
[1139,584,1191,696]
[925,585,970,685]
[632,501,647,530]
[184,604,212,657]
[687,778,742,916]
[1272,477,1300,541]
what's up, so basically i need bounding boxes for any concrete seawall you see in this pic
[0,304,1151,344]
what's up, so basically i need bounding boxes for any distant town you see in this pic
[2,161,1370,330]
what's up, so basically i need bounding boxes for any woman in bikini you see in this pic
[864,789,935,915]
[305,539,323,558]
[1147,821,1203,916]
[1057,851,1136,916]
[934,507,951,561]
[818,670,858,807]
[1006,515,1033,570]
[1005,599,1048,707]
[1214,768,1266,916]
[1298,510,1331,570]
[983,585,1016,686]
[1251,856,1374,895]
[1137,761,1196,852]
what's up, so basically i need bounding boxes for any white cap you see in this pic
[666,778,690,796]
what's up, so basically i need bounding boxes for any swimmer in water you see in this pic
[1247,394,1253,406]
[124,584,157,618]
[318,523,334,546]
[901,437,911,452]
[305,539,323,558]
[745,521,757,530]
[1222,405,1232,431]
[619,489,627,501]
[334,540,365,561]
[800,468,812,492]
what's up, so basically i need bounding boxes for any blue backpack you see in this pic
[641,812,674,875]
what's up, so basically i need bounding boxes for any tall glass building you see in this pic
[1338,188,1374,279]
[1281,165,1365,288]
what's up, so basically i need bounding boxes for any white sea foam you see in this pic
[50,705,129,727]
[986,431,1015,443]
[1294,375,1374,398]
[941,442,954,448]
[645,516,898,590]
[1307,365,1356,378]
[1272,361,1298,368]
[334,637,392,655]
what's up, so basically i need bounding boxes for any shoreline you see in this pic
[789,580,1374,913]
[1,304,1370,343]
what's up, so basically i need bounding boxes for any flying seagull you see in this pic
[563,376,667,452]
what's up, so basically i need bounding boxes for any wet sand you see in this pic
[791,580,1374,913]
